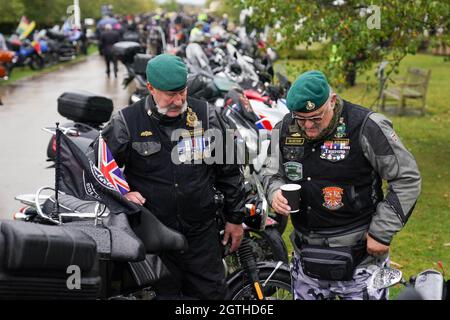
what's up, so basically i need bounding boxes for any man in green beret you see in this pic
[263,70,421,299]
[101,53,245,299]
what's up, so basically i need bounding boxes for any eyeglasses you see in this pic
[165,88,187,100]
[291,102,331,124]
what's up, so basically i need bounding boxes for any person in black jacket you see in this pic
[264,70,421,300]
[98,24,120,78]
[101,54,245,299]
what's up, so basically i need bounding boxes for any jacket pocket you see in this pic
[131,141,161,156]
[282,146,304,161]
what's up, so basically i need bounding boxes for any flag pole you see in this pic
[98,130,102,169]
[54,122,61,216]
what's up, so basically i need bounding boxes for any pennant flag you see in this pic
[57,132,138,215]
[98,134,130,195]
[255,117,273,130]
[16,16,36,40]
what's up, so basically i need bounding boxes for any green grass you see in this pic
[277,53,450,298]
[0,44,98,86]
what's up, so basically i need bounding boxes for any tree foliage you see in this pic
[233,0,449,87]
[0,0,157,28]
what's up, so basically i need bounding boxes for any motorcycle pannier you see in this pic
[57,91,113,124]
[0,220,101,299]
[133,53,153,75]
[112,41,143,65]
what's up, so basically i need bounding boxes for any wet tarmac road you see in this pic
[0,54,133,219]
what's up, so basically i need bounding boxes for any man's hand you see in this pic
[271,189,291,216]
[222,222,244,253]
[366,234,390,256]
[124,191,146,206]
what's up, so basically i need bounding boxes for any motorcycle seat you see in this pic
[63,213,146,263]
[130,206,188,254]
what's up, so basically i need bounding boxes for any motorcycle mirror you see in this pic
[368,267,403,290]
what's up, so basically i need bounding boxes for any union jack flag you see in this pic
[255,116,273,130]
[98,135,130,195]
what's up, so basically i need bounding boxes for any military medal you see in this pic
[186,107,199,127]
[320,139,350,162]
[177,140,187,163]
[203,137,211,158]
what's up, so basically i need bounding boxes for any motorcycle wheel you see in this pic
[29,54,44,70]
[248,228,288,264]
[227,263,292,300]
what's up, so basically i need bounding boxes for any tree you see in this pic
[107,0,156,16]
[21,0,68,25]
[0,0,25,24]
[233,0,449,87]
[159,0,181,12]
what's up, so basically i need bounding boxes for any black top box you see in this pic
[112,41,144,65]
[57,91,113,125]
[133,53,154,75]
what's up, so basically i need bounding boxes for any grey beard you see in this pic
[156,101,188,115]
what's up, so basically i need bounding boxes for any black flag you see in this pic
[58,132,139,215]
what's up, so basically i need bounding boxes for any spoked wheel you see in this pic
[246,228,289,263]
[227,262,292,300]
[29,54,44,70]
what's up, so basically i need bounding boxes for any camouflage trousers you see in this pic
[291,252,389,300]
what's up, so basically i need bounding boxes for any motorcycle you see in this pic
[45,29,78,62]
[6,37,44,71]
[44,91,114,163]
[0,50,16,80]
[10,182,292,300]
[0,49,16,105]
[5,186,188,300]
[367,265,449,300]
[111,41,147,104]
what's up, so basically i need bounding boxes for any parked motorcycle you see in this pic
[0,49,16,105]
[0,50,16,80]
[6,37,44,71]
[45,91,114,163]
[5,187,188,300]
[367,266,449,300]
[10,182,292,300]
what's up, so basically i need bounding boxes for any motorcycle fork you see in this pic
[236,237,265,300]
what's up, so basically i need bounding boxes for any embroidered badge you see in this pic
[186,107,199,127]
[306,101,315,110]
[334,117,347,138]
[320,139,350,162]
[322,187,344,210]
[283,162,303,181]
[140,131,153,137]
[285,137,305,145]
[291,132,302,137]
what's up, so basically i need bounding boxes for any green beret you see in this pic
[286,70,330,113]
[146,54,188,91]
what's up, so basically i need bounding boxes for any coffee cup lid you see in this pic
[281,184,301,191]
